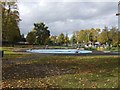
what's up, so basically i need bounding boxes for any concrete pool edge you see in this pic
[26,49,92,54]
[25,50,119,56]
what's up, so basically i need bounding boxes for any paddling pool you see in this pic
[26,49,92,54]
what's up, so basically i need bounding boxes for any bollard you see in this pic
[2,50,4,57]
[0,50,3,57]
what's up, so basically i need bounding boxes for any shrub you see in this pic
[97,47,104,51]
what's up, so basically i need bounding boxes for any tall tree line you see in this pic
[73,26,120,47]
[26,25,120,47]
[48,26,119,47]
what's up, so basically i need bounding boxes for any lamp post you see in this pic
[116,1,120,16]
[116,1,120,32]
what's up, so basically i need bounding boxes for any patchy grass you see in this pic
[1,47,18,55]
[42,72,118,88]
[3,54,32,60]
[3,72,118,88]
[1,47,119,88]
[2,53,119,89]
[1,47,31,60]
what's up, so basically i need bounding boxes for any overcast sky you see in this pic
[17,0,118,37]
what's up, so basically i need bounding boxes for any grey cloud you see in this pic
[18,1,118,36]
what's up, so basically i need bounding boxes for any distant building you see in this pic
[84,41,101,48]
[17,42,29,44]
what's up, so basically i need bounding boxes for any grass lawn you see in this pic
[1,47,119,88]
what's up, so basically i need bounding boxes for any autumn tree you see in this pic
[64,33,69,46]
[88,28,100,43]
[76,30,88,44]
[70,33,77,45]
[26,30,36,44]
[49,35,57,45]
[97,32,107,44]
[97,26,120,48]
[93,28,100,42]
[57,33,65,45]
[108,27,120,46]
[97,26,109,45]
[1,1,21,42]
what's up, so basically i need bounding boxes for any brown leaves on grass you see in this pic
[2,55,119,88]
